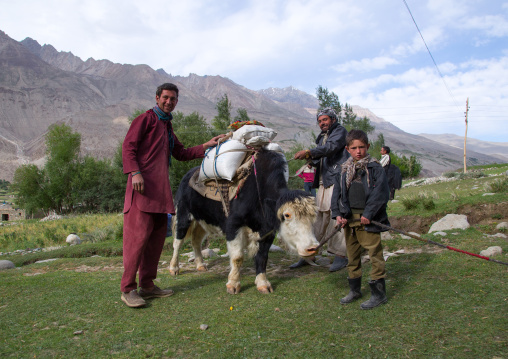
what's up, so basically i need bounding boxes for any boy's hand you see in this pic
[360,216,371,225]
[336,216,347,228]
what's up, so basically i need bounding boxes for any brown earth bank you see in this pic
[389,201,508,234]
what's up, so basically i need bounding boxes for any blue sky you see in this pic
[1,0,507,143]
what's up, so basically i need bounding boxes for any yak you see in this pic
[169,149,319,294]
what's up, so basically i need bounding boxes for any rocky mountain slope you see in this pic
[0,30,504,181]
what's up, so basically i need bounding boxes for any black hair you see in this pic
[156,83,179,98]
[382,146,391,154]
[346,129,369,146]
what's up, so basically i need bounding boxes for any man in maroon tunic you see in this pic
[121,83,223,308]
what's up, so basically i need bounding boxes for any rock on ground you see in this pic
[428,214,470,233]
[0,260,15,270]
[479,246,503,257]
[496,222,508,230]
[66,233,81,245]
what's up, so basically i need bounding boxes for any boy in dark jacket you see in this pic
[331,129,390,309]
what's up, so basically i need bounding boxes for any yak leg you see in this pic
[226,227,248,294]
[190,222,208,272]
[169,219,196,275]
[169,236,184,276]
[169,221,208,275]
[254,236,274,294]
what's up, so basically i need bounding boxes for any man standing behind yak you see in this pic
[120,83,224,308]
[291,108,350,271]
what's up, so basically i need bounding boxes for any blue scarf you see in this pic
[153,106,175,166]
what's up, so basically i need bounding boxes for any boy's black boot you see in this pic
[360,278,387,310]
[340,277,363,304]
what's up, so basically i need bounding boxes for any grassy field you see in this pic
[1,164,507,358]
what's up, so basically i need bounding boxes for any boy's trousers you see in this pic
[344,214,386,280]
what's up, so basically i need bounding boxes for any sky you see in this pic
[1,0,507,143]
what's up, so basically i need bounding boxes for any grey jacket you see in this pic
[310,121,349,189]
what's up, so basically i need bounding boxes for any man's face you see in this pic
[346,139,370,161]
[380,147,387,155]
[317,115,334,132]
[156,90,178,114]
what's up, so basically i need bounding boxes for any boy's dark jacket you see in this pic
[331,160,390,233]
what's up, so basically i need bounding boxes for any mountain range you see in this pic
[0,30,506,181]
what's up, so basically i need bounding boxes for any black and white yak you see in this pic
[169,149,319,294]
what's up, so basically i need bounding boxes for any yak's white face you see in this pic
[277,196,319,257]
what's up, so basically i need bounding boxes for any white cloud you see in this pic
[0,0,507,141]
[331,56,399,73]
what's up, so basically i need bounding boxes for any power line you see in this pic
[402,0,461,108]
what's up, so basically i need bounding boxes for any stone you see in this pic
[428,214,470,233]
[433,231,447,236]
[0,260,15,270]
[381,231,393,240]
[496,222,508,230]
[66,233,81,245]
[200,324,208,331]
[201,248,217,258]
[482,193,495,196]
[479,246,502,257]
[485,233,507,239]
[269,244,283,252]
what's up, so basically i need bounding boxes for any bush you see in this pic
[401,195,420,210]
[488,178,508,193]
[458,171,486,180]
[401,191,438,211]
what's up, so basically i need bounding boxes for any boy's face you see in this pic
[346,139,370,161]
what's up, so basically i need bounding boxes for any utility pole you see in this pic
[463,98,469,173]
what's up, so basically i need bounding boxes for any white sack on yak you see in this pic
[198,139,248,182]
[232,125,277,146]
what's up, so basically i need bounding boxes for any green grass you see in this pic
[0,214,123,253]
[1,164,507,358]
[389,169,508,218]
[1,226,507,358]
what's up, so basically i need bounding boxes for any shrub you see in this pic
[401,195,420,210]
[488,178,508,193]
[443,171,458,178]
[401,191,438,211]
[458,171,486,180]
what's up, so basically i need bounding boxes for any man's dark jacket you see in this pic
[309,121,349,189]
[331,161,390,233]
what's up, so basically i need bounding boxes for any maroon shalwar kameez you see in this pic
[121,109,204,292]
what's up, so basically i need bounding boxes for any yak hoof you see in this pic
[257,285,274,294]
[169,268,179,276]
[197,265,208,272]
[226,284,241,295]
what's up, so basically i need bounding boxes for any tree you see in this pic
[212,94,232,131]
[128,109,147,125]
[44,123,81,212]
[169,111,216,193]
[315,86,375,135]
[234,108,251,123]
[369,133,385,158]
[12,164,51,214]
[71,156,125,212]
[316,85,342,116]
